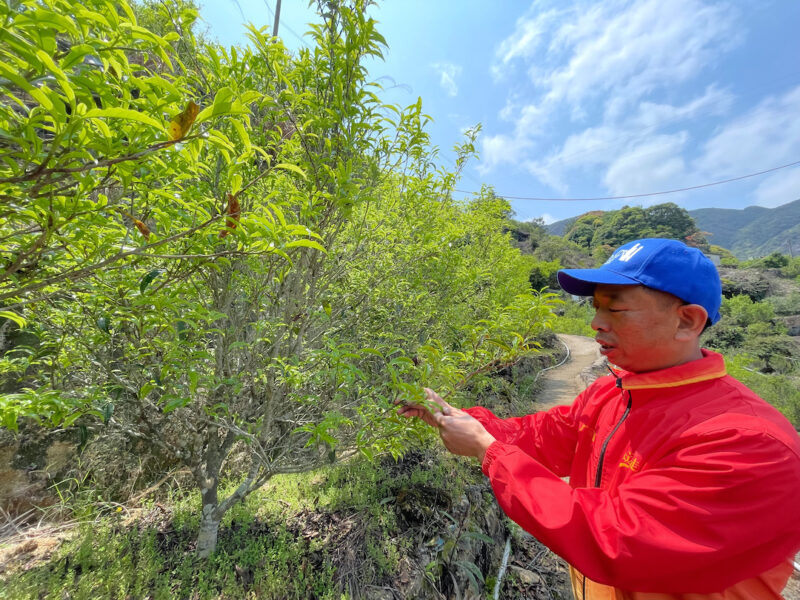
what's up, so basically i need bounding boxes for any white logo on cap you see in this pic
[606,242,644,264]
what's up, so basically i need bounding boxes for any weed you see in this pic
[2,443,507,599]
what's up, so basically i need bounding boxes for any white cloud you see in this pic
[754,168,800,208]
[482,0,741,190]
[537,213,557,225]
[430,62,462,97]
[697,85,800,178]
[603,133,689,197]
[514,84,738,197]
[627,85,734,129]
[478,134,532,174]
[493,7,563,75]
[539,0,738,112]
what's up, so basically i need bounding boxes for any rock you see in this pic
[718,267,771,301]
[509,565,542,586]
[0,429,79,516]
[782,315,800,336]
[364,589,394,600]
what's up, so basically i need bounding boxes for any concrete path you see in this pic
[537,334,601,409]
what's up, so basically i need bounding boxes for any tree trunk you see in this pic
[196,481,220,558]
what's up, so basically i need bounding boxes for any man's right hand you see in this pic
[396,387,453,428]
[396,388,496,460]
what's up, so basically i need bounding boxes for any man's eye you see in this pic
[608,308,625,313]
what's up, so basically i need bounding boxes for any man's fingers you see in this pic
[424,387,452,413]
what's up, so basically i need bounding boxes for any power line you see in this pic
[455,159,800,202]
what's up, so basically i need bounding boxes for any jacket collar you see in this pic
[610,349,727,391]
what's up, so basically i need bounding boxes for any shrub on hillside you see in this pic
[551,300,595,337]
[530,236,593,268]
[781,257,800,279]
[720,274,770,301]
[721,295,778,328]
[767,292,800,316]
[702,324,746,351]
[741,335,797,374]
[528,260,561,291]
[726,355,800,428]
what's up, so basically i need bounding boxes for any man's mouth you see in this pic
[596,339,615,353]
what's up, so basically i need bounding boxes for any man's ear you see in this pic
[675,304,708,341]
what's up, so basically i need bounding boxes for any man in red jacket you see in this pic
[398,238,800,599]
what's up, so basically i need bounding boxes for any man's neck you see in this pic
[630,345,704,374]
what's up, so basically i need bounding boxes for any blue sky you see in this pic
[198,0,800,224]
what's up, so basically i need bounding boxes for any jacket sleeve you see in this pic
[463,388,590,477]
[481,424,800,593]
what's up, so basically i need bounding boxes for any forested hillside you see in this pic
[544,202,705,263]
[690,199,800,259]
[547,199,800,259]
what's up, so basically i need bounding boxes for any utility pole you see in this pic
[788,238,795,258]
[272,0,282,38]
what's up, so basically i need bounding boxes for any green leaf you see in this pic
[188,371,198,395]
[163,396,189,413]
[102,402,114,424]
[454,559,485,587]
[274,163,307,179]
[139,269,163,294]
[359,347,384,358]
[139,382,156,399]
[0,311,26,328]
[84,107,163,130]
[96,316,111,333]
[231,118,251,152]
[0,62,54,110]
[284,239,327,254]
[62,44,94,69]
[463,531,494,544]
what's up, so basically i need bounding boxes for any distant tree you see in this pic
[590,206,650,248]
[761,252,790,269]
[781,256,800,279]
[530,236,593,268]
[562,203,701,253]
[528,259,560,291]
[564,212,604,249]
[645,202,698,240]
[509,217,549,252]
[721,295,779,328]
[592,244,615,265]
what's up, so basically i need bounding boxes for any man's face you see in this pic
[591,284,684,373]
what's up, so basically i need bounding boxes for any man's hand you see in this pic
[397,388,496,461]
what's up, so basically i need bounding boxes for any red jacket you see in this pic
[465,350,800,599]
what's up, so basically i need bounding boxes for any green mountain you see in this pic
[546,199,800,259]
[690,199,800,259]
[546,216,577,237]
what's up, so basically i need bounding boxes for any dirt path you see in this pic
[536,334,601,409]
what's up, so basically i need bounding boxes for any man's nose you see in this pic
[591,310,609,331]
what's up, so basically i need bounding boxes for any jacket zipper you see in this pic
[594,388,633,487]
[583,376,633,599]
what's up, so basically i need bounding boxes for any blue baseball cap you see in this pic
[557,238,722,324]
